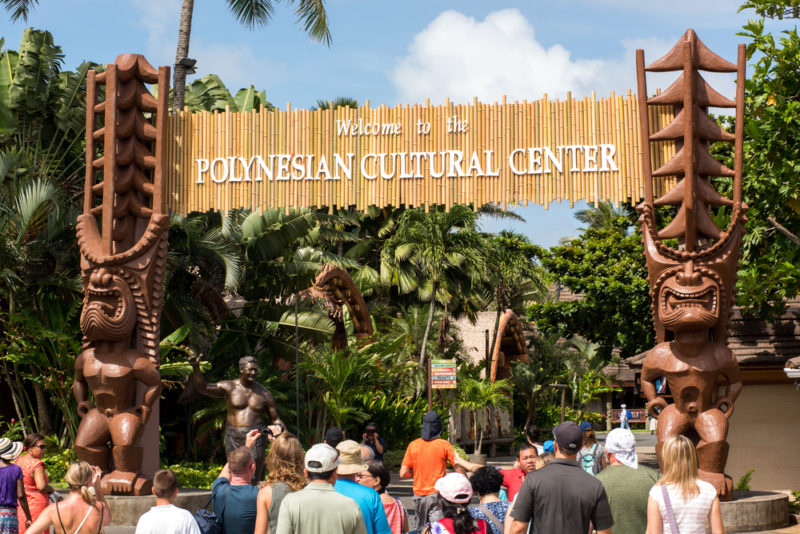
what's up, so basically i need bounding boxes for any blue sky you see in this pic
[2,0,792,247]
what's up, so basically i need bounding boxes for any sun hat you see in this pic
[579,421,593,432]
[434,472,473,504]
[335,440,368,475]
[604,428,638,469]
[0,438,23,461]
[543,440,554,453]
[553,421,582,453]
[305,443,341,473]
[422,411,442,441]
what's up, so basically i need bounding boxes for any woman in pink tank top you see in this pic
[357,461,409,534]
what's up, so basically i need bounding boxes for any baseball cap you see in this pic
[553,421,582,453]
[336,440,368,475]
[0,438,23,461]
[543,440,554,453]
[434,473,473,504]
[324,426,344,448]
[579,421,593,432]
[604,428,638,469]
[305,443,341,473]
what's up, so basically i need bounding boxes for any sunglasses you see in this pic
[33,444,46,451]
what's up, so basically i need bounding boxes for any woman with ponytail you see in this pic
[26,461,111,534]
[424,473,487,534]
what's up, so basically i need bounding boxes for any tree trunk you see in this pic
[32,367,53,434]
[560,388,566,423]
[487,305,502,376]
[172,0,195,111]
[417,284,437,397]
[524,394,536,430]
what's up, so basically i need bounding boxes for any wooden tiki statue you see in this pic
[636,30,746,501]
[74,55,169,495]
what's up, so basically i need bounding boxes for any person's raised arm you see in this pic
[219,429,260,481]
[452,454,483,473]
[708,496,725,534]
[373,435,385,455]
[189,355,228,398]
[90,465,112,527]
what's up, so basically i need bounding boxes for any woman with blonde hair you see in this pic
[26,461,111,534]
[254,431,306,534]
[645,435,724,534]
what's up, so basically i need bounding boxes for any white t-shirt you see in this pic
[649,480,716,534]
[135,504,201,534]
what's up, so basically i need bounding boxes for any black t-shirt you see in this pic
[510,458,614,533]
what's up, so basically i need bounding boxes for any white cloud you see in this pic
[391,9,737,106]
[130,0,182,63]
[188,41,286,92]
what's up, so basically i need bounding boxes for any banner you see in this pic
[164,93,678,212]
[431,359,458,389]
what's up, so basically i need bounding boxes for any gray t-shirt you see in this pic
[510,458,614,534]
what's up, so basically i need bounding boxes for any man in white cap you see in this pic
[596,428,659,534]
[334,440,390,534]
[276,443,366,534]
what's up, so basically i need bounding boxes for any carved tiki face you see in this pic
[80,267,136,341]
[640,204,745,343]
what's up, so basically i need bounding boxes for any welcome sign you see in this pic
[165,91,678,212]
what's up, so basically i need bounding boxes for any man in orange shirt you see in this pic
[399,411,482,527]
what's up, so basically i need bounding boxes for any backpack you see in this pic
[194,485,228,534]
[579,443,601,475]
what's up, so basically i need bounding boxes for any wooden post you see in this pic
[427,357,433,412]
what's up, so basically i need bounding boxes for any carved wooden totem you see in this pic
[74,55,169,495]
[636,31,745,500]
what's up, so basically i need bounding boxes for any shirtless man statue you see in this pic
[190,355,283,482]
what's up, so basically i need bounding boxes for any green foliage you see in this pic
[457,378,512,453]
[789,490,800,514]
[163,462,223,489]
[529,217,654,359]
[734,468,755,491]
[728,11,800,319]
[183,74,274,112]
[354,393,429,448]
[739,0,800,19]
[0,416,23,440]
[42,447,76,485]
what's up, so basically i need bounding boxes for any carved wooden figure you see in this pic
[75,55,169,495]
[636,30,746,501]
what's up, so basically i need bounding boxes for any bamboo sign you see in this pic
[165,91,678,212]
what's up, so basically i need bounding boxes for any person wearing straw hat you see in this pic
[0,438,31,534]
[596,428,659,534]
[335,441,391,534]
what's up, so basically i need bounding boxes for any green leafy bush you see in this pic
[42,448,77,487]
[789,490,800,515]
[164,462,223,489]
[353,393,430,446]
[734,469,755,491]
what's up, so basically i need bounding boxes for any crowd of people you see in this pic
[0,414,726,534]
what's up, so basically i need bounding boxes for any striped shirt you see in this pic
[649,480,716,534]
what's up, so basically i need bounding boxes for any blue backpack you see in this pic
[579,443,601,475]
[194,485,227,534]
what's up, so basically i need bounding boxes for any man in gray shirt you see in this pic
[276,443,367,534]
[508,422,614,534]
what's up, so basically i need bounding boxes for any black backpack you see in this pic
[194,485,228,534]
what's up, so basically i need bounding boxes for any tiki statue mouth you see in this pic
[81,268,136,341]
[658,263,720,331]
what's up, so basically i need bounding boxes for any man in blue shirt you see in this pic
[211,428,276,534]
[334,440,391,534]
[361,422,386,462]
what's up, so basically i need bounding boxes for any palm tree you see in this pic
[380,205,485,375]
[313,97,358,110]
[457,378,512,455]
[485,231,547,367]
[173,0,332,111]
[1,0,37,21]
[574,201,631,234]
